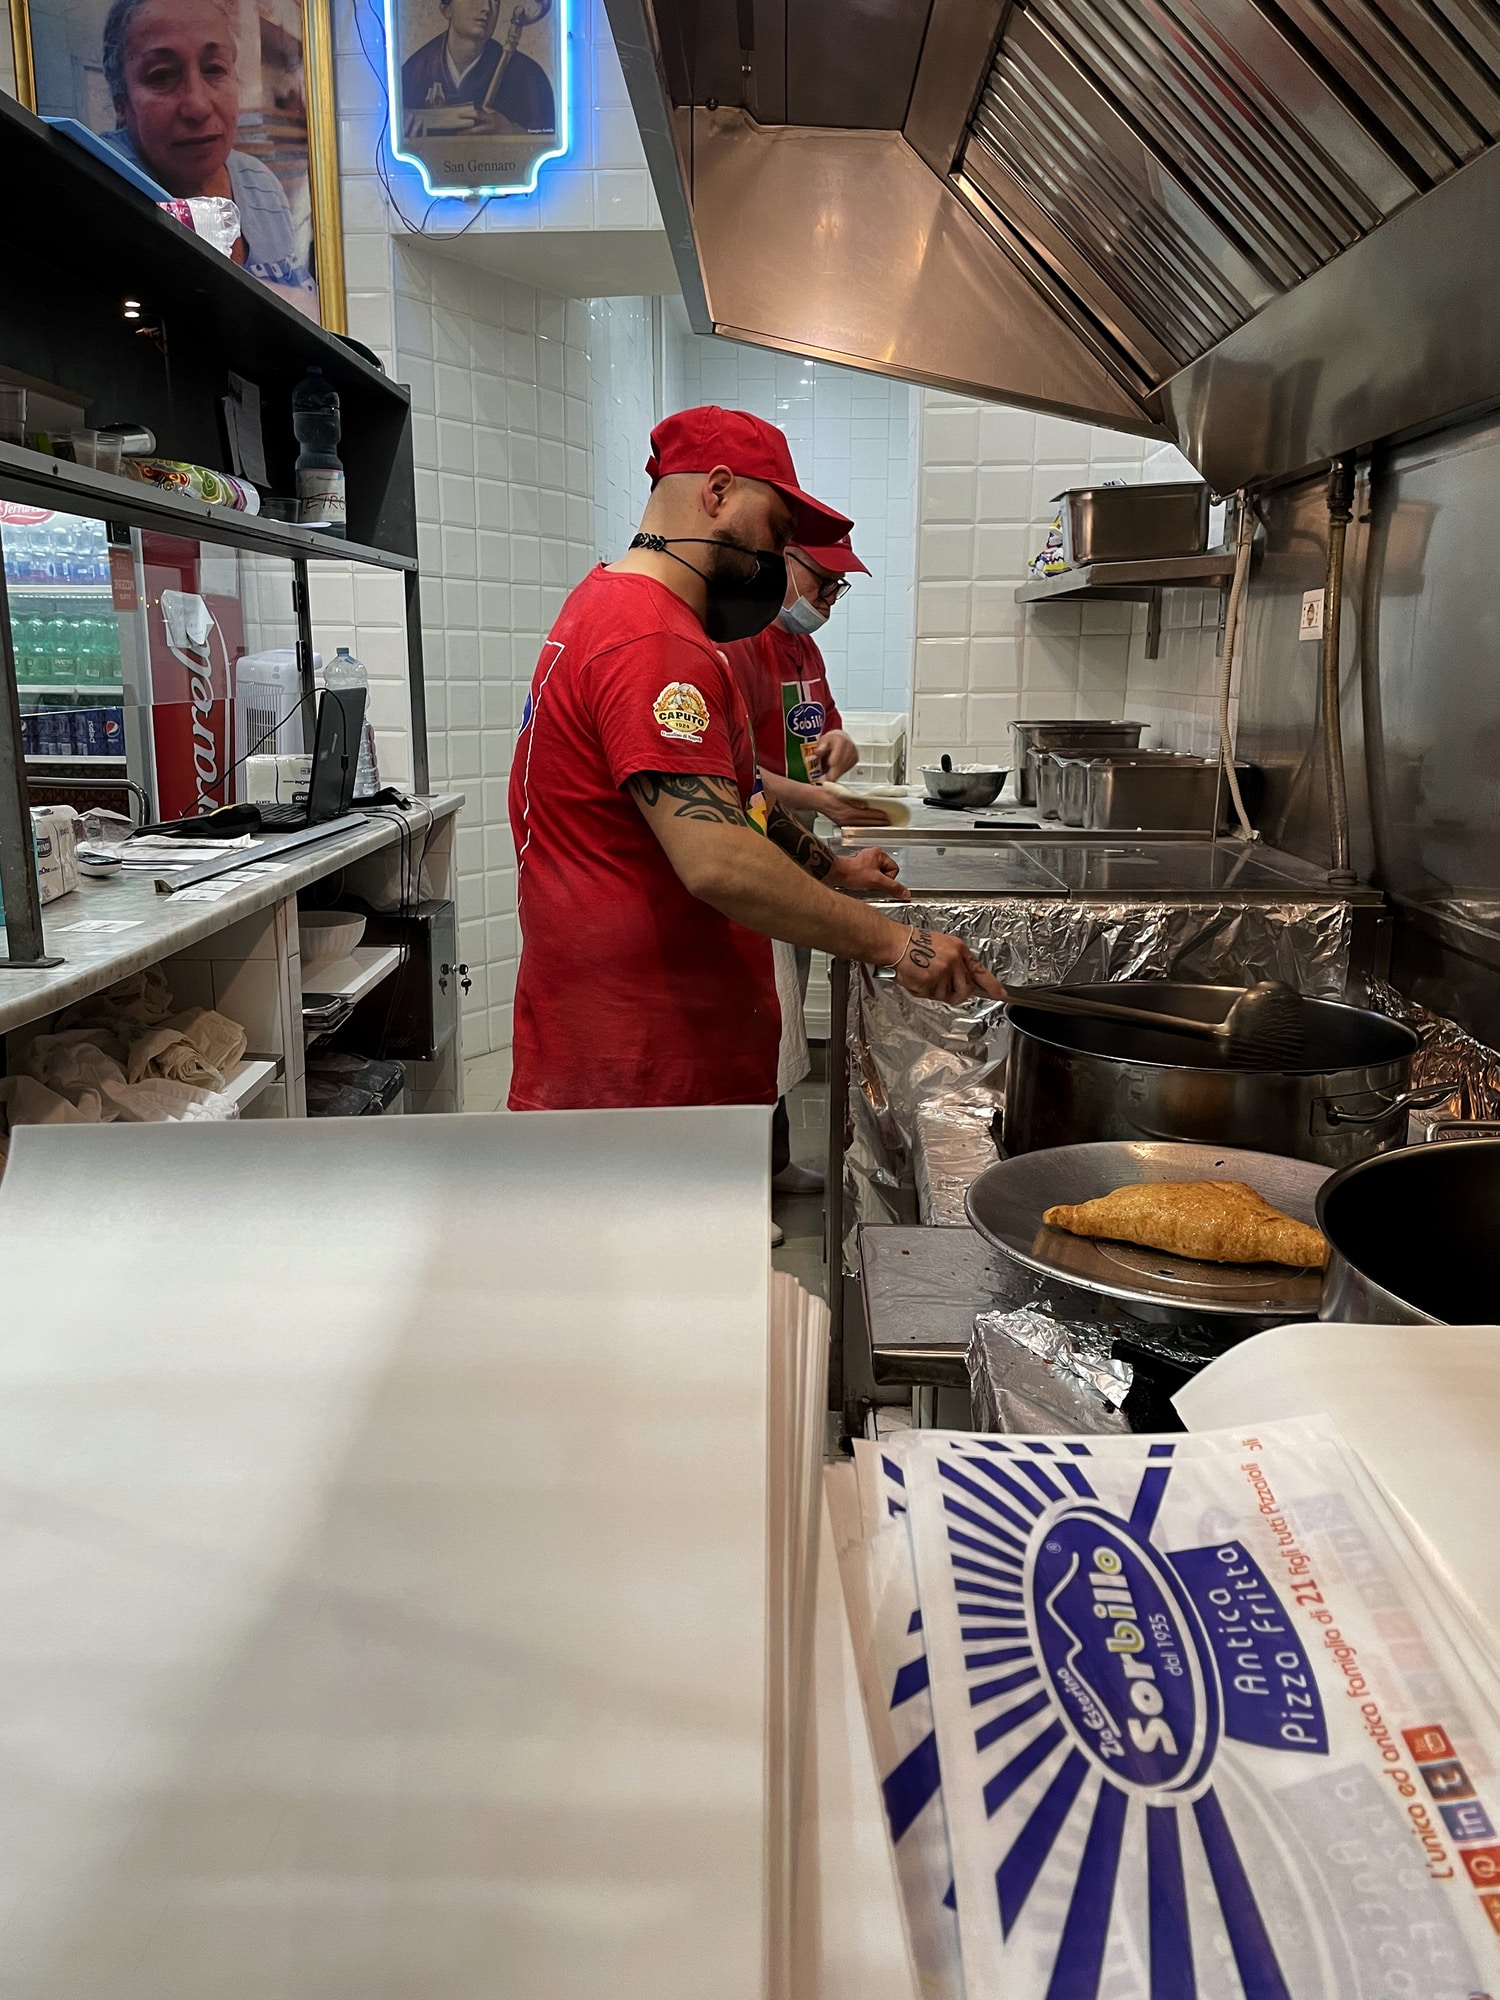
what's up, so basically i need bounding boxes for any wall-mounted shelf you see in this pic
[1016,551,1237,658]
[0,443,416,572]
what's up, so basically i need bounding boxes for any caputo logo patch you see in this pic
[653,682,709,743]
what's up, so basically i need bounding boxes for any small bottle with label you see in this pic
[291,366,347,537]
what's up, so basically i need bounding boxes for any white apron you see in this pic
[773,938,811,1099]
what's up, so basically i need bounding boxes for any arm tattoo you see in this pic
[766,800,834,880]
[907,929,937,970]
[628,772,748,826]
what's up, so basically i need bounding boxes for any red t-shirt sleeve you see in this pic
[587,632,744,788]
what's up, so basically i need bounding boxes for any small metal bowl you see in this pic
[921,764,1008,808]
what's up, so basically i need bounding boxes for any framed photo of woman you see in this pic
[11,0,347,330]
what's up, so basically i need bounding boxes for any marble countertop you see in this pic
[0,794,463,1034]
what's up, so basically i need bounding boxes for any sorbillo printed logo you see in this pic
[786,699,826,740]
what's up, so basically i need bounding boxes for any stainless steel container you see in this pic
[1317,1138,1500,1322]
[1012,719,1146,806]
[1053,483,1211,567]
[1004,984,1434,1171]
[1056,755,1104,826]
[1086,755,1253,832]
[921,763,1007,808]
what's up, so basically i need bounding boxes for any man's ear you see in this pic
[700,465,735,517]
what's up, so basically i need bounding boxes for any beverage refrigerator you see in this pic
[3,508,254,821]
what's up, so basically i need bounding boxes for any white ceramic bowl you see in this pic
[299,910,365,965]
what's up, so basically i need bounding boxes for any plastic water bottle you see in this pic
[291,366,347,537]
[324,646,380,799]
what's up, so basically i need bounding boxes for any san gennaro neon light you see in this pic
[385,0,571,199]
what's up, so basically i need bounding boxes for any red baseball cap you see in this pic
[791,534,869,576]
[646,405,854,547]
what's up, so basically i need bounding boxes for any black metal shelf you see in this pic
[0,443,416,571]
[0,93,429,966]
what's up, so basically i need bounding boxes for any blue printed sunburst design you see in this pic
[913,1437,1331,2000]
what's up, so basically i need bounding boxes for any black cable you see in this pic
[352,0,498,241]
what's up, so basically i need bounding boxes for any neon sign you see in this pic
[385,0,570,198]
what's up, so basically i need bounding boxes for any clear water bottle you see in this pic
[291,365,347,537]
[324,646,380,799]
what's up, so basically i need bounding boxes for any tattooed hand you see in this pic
[828,845,910,900]
[884,924,1006,1005]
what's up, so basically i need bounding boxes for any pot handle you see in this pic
[1318,1081,1454,1128]
[1424,1116,1500,1143]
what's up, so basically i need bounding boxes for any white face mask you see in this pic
[778,590,829,636]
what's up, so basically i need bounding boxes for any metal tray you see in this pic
[964,1140,1330,1321]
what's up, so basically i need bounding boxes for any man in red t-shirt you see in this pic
[507,406,1001,1113]
[724,534,889,829]
[722,533,893,1192]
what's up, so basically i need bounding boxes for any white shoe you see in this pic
[771,1219,785,1249]
[771,1160,825,1196]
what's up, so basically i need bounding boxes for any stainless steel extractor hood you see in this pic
[605,0,1500,485]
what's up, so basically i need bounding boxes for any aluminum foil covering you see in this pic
[1365,975,1500,1128]
[968,1309,1133,1436]
[912,1062,1004,1225]
[844,897,1354,1263]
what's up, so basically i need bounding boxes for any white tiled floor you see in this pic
[463,1047,513,1112]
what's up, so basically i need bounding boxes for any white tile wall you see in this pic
[910,397,1225,762]
[394,247,596,1058]
[668,326,916,715]
[587,296,657,560]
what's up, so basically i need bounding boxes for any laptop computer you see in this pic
[257,686,367,829]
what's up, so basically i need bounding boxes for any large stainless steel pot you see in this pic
[1318,1138,1500,1322]
[1004,983,1438,1171]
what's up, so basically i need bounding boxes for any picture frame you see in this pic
[386,0,567,199]
[11,0,347,332]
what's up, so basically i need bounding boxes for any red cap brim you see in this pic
[792,540,870,575]
[768,485,854,549]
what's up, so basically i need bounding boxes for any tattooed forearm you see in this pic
[628,772,748,825]
[906,929,936,970]
[766,801,834,880]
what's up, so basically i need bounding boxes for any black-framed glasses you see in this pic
[788,550,852,605]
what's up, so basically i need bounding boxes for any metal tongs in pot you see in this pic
[1011,980,1308,1069]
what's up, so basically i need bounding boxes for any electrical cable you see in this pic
[1216,491,1258,843]
[351,0,498,242]
[1321,454,1358,887]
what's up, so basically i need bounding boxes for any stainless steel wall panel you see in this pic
[1233,408,1500,1032]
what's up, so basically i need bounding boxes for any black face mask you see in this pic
[629,534,789,642]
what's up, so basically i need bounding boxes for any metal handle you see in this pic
[1010,986,1221,1043]
[1319,1080,1454,1127]
[1424,1117,1500,1143]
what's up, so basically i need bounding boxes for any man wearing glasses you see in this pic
[723,533,890,1203]
[725,536,886,830]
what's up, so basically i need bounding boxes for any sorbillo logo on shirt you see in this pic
[786,699,826,740]
[653,682,710,744]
